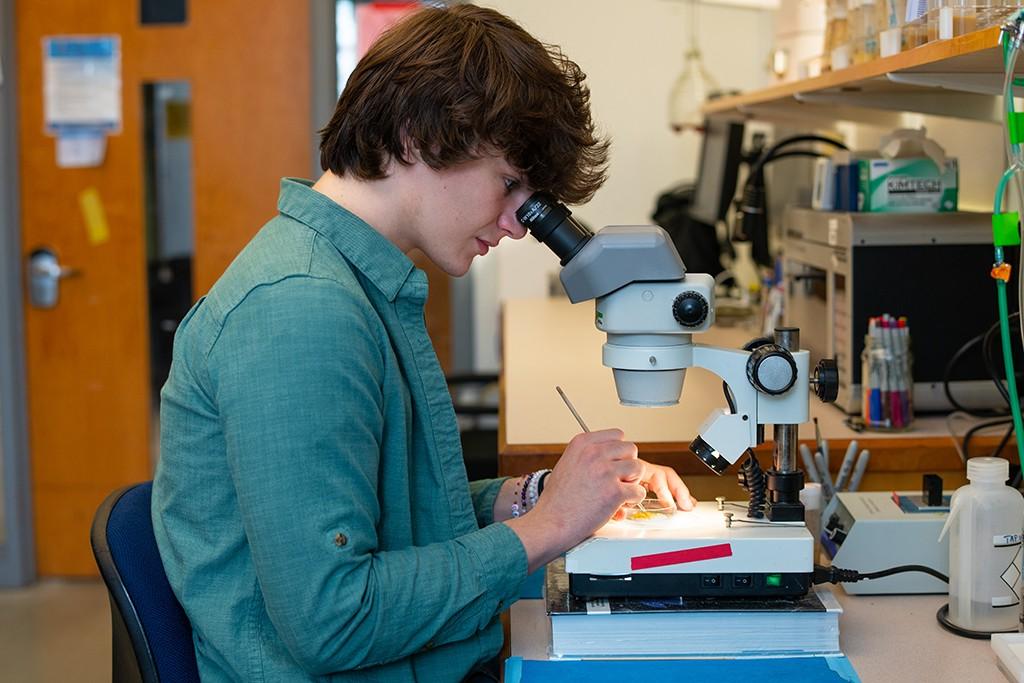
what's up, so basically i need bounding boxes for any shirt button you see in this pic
[334,533,348,547]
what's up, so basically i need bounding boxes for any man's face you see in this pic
[405,152,533,277]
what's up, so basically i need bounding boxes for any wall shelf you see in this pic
[703,26,1015,125]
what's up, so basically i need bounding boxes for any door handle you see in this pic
[27,247,80,309]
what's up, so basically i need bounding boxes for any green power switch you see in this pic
[766,574,782,587]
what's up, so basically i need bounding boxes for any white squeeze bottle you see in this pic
[940,457,1024,632]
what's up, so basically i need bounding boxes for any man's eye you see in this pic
[504,177,520,193]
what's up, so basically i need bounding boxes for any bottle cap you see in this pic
[966,456,1009,484]
[800,482,823,510]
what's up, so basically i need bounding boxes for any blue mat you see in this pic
[504,655,861,682]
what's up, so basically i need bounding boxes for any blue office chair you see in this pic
[91,482,200,683]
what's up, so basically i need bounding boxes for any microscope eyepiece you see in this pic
[515,192,593,266]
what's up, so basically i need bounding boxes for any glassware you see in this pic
[668,49,719,133]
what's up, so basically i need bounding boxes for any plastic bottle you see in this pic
[800,482,823,561]
[941,457,1024,632]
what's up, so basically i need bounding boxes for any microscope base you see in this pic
[564,501,813,599]
[569,570,811,598]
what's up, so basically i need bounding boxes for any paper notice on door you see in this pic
[78,187,111,245]
[56,128,107,168]
[43,36,121,134]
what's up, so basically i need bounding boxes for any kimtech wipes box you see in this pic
[854,128,958,213]
[858,157,959,212]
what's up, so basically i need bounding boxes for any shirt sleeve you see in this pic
[467,478,507,527]
[207,276,528,675]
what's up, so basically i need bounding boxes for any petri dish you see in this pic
[623,496,676,521]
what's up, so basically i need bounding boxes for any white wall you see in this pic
[468,0,775,371]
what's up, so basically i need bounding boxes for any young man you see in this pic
[152,5,695,681]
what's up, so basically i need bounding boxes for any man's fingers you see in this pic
[625,482,646,505]
[613,458,645,482]
[672,481,695,511]
[584,428,625,443]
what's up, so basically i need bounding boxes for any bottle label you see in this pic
[992,534,1023,608]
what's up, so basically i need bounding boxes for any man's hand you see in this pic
[503,430,698,573]
[636,461,697,511]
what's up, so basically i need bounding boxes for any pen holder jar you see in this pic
[861,333,914,430]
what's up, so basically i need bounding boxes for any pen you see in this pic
[815,451,835,501]
[800,444,821,484]
[868,317,883,426]
[848,450,870,492]
[813,417,830,473]
[834,440,858,491]
[813,416,824,458]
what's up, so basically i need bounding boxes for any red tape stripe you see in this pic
[630,543,733,571]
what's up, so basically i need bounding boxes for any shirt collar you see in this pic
[276,177,415,302]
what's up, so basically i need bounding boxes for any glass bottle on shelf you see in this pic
[849,0,865,61]
[668,49,718,133]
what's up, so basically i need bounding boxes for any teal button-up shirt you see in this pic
[152,178,529,682]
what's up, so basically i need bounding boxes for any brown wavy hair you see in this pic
[318,4,609,205]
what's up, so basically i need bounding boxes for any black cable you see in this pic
[813,563,949,585]
[749,149,826,164]
[992,423,1017,458]
[942,333,1008,417]
[962,418,1013,459]
[983,312,1024,407]
[737,451,767,518]
[935,604,1015,639]
[942,312,1022,417]
[745,135,849,181]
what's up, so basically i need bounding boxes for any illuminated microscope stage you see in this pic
[565,501,813,598]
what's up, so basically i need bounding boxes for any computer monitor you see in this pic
[688,119,744,226]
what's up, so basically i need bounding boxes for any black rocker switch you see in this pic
[923,474,943,506]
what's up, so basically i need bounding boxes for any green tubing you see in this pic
[996,280,1024,465]
[996,24,1024,466]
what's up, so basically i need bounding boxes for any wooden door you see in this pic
[16,2,312,575]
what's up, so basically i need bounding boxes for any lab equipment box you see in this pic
[783,207,1018,414]
[821,490,949,594]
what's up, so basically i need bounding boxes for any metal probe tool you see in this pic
[554,385,646,512]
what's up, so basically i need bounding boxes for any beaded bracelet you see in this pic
[525,468,551,510]
[520,471,535,514]
[511,475,526,518]
[536,470,551,497]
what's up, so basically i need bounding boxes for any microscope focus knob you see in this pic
[812,358,840,403]
[746,344,798,395]
[672,292,709,327]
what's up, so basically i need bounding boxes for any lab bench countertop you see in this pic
[509,589,1006,682]
[499,297,1009,482]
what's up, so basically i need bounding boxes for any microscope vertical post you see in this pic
[766,327,806,521]
[772,327,800,474]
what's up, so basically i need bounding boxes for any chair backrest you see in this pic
[91,482,200,683]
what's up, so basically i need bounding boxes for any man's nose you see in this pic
[500,192,532,240]
[498,211,528,240]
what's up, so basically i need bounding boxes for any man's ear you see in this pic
[399,131,423,164]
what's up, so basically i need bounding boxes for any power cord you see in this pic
[812,564,1018,639]
[813,563,948,585]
